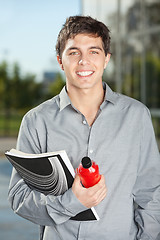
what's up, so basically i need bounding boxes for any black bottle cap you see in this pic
[81,157,92,168]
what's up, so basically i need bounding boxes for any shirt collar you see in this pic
[59,86,71,111]
[59,82,118,111]
[103,82,118,105]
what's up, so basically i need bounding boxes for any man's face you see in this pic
[57,34,110,91]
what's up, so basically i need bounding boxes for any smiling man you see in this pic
[8,16,160,240]
[57,33,110,126]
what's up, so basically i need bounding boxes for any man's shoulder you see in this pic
[105,83,147,112]
[24,95,59,120]
[115,92,147,111]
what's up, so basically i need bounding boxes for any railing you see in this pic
[0,109,159,150]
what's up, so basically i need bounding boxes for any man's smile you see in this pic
[76,71,94,77]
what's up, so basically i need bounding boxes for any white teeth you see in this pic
[77,71,93,76]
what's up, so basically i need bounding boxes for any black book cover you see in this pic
[5,149,99,221]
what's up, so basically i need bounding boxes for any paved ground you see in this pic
[0,157,39,240]
[0,137,17,158]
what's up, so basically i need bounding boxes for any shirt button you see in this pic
[90,149,93,154]
[83,120,87,125]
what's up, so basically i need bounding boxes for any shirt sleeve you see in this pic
[8,112,87,226]
[133,107,160,240]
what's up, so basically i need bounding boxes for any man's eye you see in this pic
[90,51,99,54]
[69,52,79,55]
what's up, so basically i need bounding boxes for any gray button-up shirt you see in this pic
[8,83,160,240]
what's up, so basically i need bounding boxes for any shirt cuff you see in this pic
[46,188,88,224]
[60,188,88,216]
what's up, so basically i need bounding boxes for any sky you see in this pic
[0,0,134,81]
[0,0,81,81]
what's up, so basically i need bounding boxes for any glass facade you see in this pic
[82,0,160,149]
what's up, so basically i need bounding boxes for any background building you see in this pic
[82,0,160,148]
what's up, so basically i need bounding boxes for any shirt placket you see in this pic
[76,116,97,240]
[87,126,95,159]
[81,114,96,158]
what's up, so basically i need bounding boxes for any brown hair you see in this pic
[56,15,111,58]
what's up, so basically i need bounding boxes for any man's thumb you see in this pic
[73,174,82,187]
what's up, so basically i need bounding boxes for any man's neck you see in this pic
[67,83,105,126]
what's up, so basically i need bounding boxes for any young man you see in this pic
[8,16,160,240]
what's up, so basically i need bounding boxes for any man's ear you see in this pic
[104,53,111,69]
[57,55,64,70]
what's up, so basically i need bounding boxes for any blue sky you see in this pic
[0,0,81,80]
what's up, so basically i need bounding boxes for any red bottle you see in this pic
[77,157,101,188]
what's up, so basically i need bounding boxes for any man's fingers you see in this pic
[88,175,107,202]
[72,174,107,208]
[73,174,84,189]
[89,175,105,190]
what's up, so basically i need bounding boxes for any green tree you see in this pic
[0,61,12,135]
[122,56,141,101]
[45,72,65,99]
[145,53,160,108]
[0,61,11,109]
[0,60,44,136]
[11,62,22,109]
[122,53,160,108]
[19,74,43,110]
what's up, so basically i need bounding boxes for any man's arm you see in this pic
[8,113,87,226]
[8,112,107,226]
[133,107,160,240]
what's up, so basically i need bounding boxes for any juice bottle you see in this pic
[77,156,101,188]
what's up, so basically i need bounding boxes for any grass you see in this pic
[0,111,24,137]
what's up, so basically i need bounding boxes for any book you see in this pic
[5,149,99,221]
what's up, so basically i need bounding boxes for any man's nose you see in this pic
[78,54,90,65]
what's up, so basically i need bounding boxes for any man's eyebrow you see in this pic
[67,47,80,51]
[67,46,103,51]
[89,46,103,51]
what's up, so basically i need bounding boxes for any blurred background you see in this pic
[0,0,160,239]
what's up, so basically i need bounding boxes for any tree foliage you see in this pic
[0,61,65,112]
[46,72,65,100]
[122,53,160,108]
[0,60,65,136]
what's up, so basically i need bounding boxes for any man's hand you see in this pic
[72,174,107,208]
